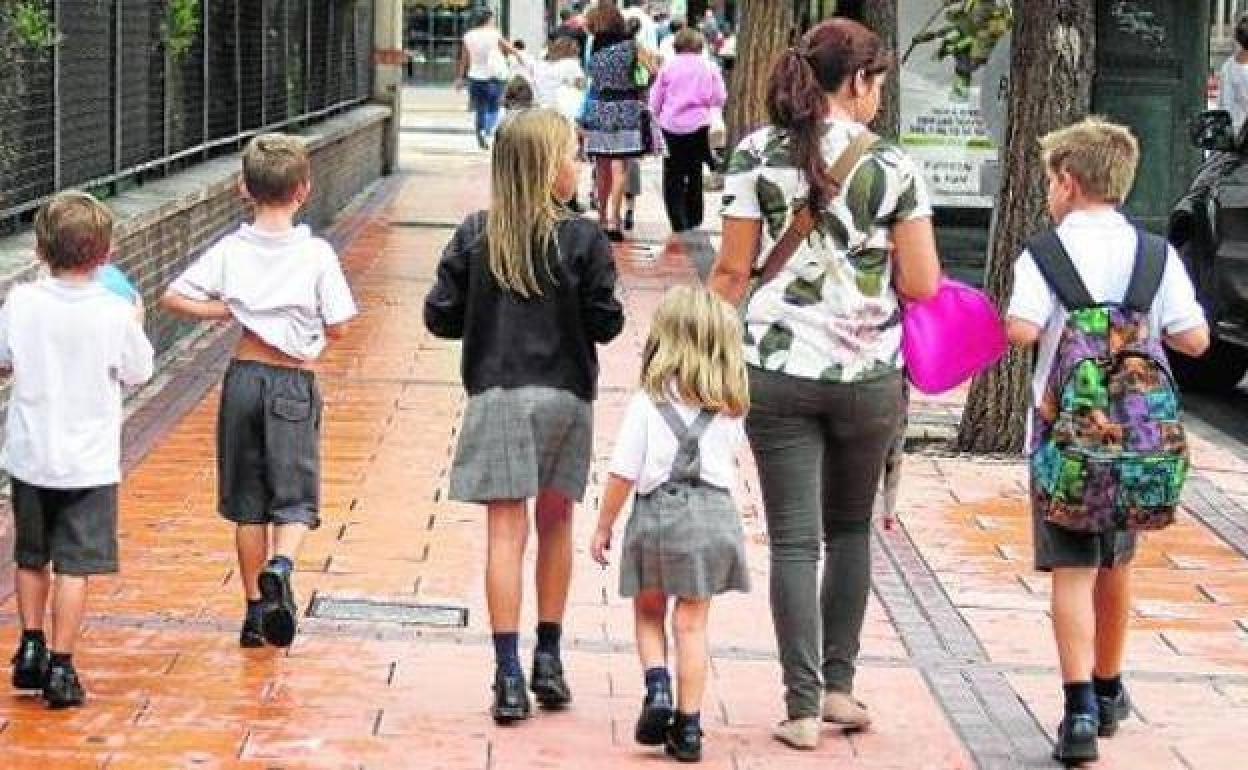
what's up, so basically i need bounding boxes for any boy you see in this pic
[162,134,357,649]
[3,191,155,708]
[1006,118,1209,764]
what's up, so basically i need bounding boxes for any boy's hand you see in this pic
[590,527,612,566]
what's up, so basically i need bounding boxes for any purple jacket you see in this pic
[649,54,727,136]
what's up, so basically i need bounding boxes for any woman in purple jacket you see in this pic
[649,29,727,233]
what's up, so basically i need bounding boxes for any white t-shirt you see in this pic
[169,224,358,361]
[609,392,745,496]
[0,279,154,488]
[1007,209,1206,445]
[464,26,509,81]
[534,58,585,118]
[1219,55,1248,135]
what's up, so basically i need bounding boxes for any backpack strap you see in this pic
[1025,228,1096,310]
[1123,229,1168,314]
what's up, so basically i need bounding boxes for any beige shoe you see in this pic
[773,717,821,750]
[822,691,871,729]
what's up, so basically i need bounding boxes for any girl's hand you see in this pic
[590,527,612,566]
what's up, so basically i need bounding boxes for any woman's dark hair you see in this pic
[766,19,892,211]
[588,1,629,44]
[1237,14,1248,49]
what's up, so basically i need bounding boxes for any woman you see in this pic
[580,1,657,241]
[649,28,726,232]
[708,19,941,750]
[456,9,518,149]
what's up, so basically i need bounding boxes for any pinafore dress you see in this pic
[619,403,751,598]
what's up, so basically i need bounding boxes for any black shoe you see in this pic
[1053,714,1099,766]
[492,669,532,724]
[1097,687,1131,737]
[623,208,635,231]
[476,130,488,150]
[664,716,703,763]
[530,651,572,709]
[605,229,625,243]
[43,662,85,709]
[634,683,674,746]
[11,636,48,690]
[258,560,298,648]
[240,612,265,648]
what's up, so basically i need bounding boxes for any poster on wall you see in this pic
[899,1,1011,209]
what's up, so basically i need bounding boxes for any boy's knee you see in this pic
[634,591,667,617]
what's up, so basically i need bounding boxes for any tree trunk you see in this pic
[956,1,1096,454]
[860,0,900,139]
[725,0,795,153]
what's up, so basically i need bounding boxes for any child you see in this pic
[424,108,624,724]
[162,133,357,649]
[503,75,536,111]
[1006,117,1209,765]
[591,286,750,763]
[3,191,155,708]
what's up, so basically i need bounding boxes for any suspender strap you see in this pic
[1123,229,1168,313]
[654,402,716,481]
[1025,228,1095,310]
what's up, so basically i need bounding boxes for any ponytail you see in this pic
[766,49,832,211]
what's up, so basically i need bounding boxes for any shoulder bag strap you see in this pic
[1123,229,1168,313]
[1025,228,1096,310]
[754,130,880,287]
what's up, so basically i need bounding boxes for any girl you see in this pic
[591,286,751,763]
[424,109,625,725]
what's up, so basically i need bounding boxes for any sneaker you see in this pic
[1097,686,1131,737]
[664,716,703,763]
[1053,714,1099,766]
[530,651,572,709]
[43,662,85,709]
[822,691,871,729]
[11,636,48,690]
[258,559,298,648]
[635,681,674,746]
[240,611,265,648]
[773,717,820,751]
[492,668,532,725]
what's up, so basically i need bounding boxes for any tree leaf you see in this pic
[820,364,845,382]
[784,273,825,306]
[845,158,887,234]
[758,323,794,369]
[762,131,794,167]
[726,147,762,174]
[757,176,789,241]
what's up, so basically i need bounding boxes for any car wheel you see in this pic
[1169,339,1248,393]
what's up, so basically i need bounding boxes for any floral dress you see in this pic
[721,119,933,383]
[581,40,648,158]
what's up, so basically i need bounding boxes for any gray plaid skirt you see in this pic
[449,386,593,503]
[619,481,751,598]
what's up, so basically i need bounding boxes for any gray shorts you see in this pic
[12,478,119,576]
[1031,483,1137,571]
[217,360,322,529]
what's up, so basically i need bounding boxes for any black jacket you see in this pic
[424,211,625,401]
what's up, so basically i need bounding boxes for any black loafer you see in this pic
[1097,687,1131,737]
[635,683,674,746]
[11,636,48,690]
[664,716,703,763]
[492,669,532,725]
[1053,714,1099,766]
[43,663,85,710]
[530,651,571,709]
[623,208,635,231]
[240,614,265,648]
[258,560,297,648]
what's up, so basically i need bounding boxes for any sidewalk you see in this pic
[0,89,1245,769]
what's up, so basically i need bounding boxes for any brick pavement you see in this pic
[0,91,1245,768]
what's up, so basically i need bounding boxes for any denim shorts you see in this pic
[12,478,119,576]
[217,360,322,529]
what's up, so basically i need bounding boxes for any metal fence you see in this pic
[0,0,375,222]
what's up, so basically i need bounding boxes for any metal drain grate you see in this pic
[308,596,469,628]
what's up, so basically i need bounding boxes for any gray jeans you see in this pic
[745,367,904,719]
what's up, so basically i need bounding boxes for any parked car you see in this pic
[1167,108,1248,391]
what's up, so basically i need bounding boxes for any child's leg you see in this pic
[487,499,529,673]
[609,159,628,227]
[672,598,711,715]
[534,489,574,636]
[1093,565,1131,681]
[48,574,88,655]
[272,523,309,563]
[235,525,267,601]
[634,590,669,672]
[594,158,614,226]
[16,567,51,632]
[1051,566,1099,714]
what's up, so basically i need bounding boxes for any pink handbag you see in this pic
[900,278,1008,395]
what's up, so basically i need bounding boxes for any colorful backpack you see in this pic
[1027,228,1187,534]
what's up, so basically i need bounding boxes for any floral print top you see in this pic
[721,119,933,383]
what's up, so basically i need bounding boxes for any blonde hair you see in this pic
[1039,117,1139,204]
[242,133,311,205]
[487,109,574,297]
[34,191,114,270]
[641,286,749,417]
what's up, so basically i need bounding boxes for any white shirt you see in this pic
[1219,55,1248,135]
[609,392,745,496]
[534,58,585,118]
[1007,209,1206,445]
[170,224,358,361]
[0,279,154,488]
[464,26,509,81]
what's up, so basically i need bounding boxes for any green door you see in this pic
[1093,0,1209,233]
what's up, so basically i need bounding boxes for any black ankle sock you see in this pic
[49,652,72,669]
[644,666,671,694]
[1063,681,1096,716]
[536,622,562,656]
[270,555,293,571]
[1093,675,1122,698]
[493,632,522,676]
[676,711,701,729]
[21,629,46,645]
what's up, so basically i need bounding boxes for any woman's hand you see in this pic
[590,527,613,566]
